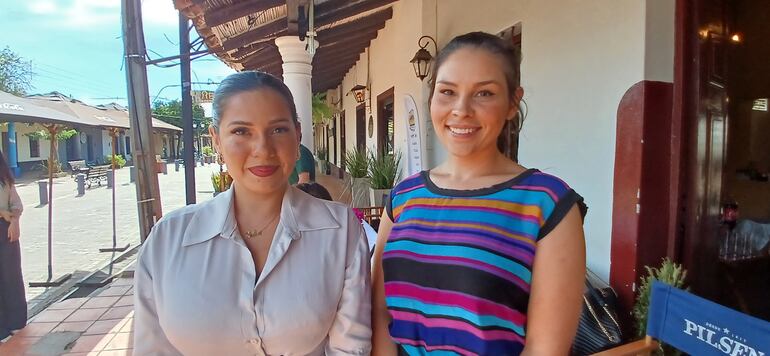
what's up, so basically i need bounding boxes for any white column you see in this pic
[275,36,318,153]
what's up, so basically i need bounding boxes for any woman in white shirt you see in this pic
[133,71,372,356]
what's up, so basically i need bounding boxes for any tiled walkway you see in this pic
[0,277,135,355]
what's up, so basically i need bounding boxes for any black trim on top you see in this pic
[420,169,538,197]
[386,191,394,221]
[537,189,583,241]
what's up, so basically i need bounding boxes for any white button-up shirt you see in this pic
[133,186,372,355]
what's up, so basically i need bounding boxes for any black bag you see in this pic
[572,278,623,355]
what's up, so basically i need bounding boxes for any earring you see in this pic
[217,152,224,165]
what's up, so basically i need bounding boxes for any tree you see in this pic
[0,47,34,95]
[152,99,206,128]
[312,93,333,126]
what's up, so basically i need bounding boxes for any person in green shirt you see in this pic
[289,143,316,185]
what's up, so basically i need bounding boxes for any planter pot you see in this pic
[369,188,391,207]
[318,160,327,175]
[350,177,370,208]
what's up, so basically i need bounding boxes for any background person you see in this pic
[289,133,316,185]
[0,152,24,342]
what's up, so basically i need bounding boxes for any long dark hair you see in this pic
[211,71,299,131]
[0,152,15,186]
[429,32,526,156]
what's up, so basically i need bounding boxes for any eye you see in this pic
[231,127,248,135]
[271,126,290,134]
[439,89,455,96]
[476,90,494,97]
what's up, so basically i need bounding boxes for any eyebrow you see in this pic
[226,118,292,127]
[436,80,501,86]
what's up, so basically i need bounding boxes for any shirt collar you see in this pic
[182,185,342,247]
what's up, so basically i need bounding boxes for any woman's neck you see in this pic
[232,184,286,221]
[438,150,520,182]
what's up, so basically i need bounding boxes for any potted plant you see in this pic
[344,147,369,208]
[632,257,688,355]
[368,150,401,206]
[201,146,215,164]
[316,147,328,175]
[211,171,233,197]
[104,154,127,169]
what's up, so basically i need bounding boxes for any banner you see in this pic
[647,281,770,355]
[403,94,423,175]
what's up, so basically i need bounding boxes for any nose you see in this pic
[249,133,277,158]
[451,95,472,118]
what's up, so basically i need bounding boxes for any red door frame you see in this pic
[608,0,691,326]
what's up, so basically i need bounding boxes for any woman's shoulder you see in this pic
[155,200,209,227]
[391,172,426,196]
[517,169,576,198]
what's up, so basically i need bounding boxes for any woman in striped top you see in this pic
[372,32,586,355]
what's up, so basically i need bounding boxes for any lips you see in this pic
[248,165,279,177]
[447,126,479,136]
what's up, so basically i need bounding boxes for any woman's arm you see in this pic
[522,205,586,355]
[371,212,398,356]
[6,185,22,241]
[326,210,373,355]
[133,232,183,355]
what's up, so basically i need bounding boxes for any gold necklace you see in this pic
[243,213,279,239]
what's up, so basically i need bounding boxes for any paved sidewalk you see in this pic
[0,274,136,355]
[17,162,221,300]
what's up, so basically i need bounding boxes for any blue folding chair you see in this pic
[595,281,770,356]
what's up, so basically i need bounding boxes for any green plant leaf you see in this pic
[344,147,368,178]
[368,150,401,189]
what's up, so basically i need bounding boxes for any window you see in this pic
[125,136,131,155]
[29,136,40,158]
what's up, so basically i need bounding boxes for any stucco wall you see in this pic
[336,0,423,173]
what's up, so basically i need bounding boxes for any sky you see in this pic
[0,0,235,109]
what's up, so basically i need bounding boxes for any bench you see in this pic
[84,165,111,188]
[69,160,89,178]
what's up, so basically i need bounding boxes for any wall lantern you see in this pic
[348,84,368,104]
[410,36,438,81]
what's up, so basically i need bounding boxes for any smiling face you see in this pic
[211,89,300,196]
[430,47,522,159]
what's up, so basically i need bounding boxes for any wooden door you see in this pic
[682,0,730,299]
[356,104,366,151]
[377,87,395,157]
[339,111,346,179]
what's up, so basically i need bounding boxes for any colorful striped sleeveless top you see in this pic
[383,169,581,355]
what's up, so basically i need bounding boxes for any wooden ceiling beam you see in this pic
[241,51,282,69]
[315,0,398,27]
[313,53,361,69]
[318,26,382,49]
[316,7,391,44]
[204,0,285,28]
[313,79,345,93]
[314,62,357,78]
[319,32,377,52]
[231,42,274,61]
[220,20,286,51]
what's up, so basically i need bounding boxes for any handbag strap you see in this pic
[584,279,622,336]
